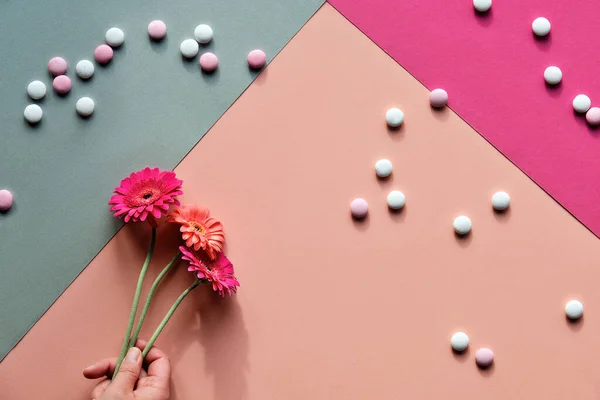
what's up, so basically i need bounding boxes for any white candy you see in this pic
[194,24,213,44]
[491,191,510,211]
[386,107,404,127]
[375,159,393,178]
[450,332,469,352]
[180,39,199,58]
[387,190,405,210]
[544,66,562,85]
[76,97,95,117]
[453,216,472,235]
[24,104,43,123]
[573,94,591,114]
[532,17,551,37]
[565,300,583,320]
[27,80,46,100]
[105,27,125,47]
[75,60,95,80]
[473,0,492,12]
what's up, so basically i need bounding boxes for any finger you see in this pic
[133,339,171,379]
[83,358,117,379]
[91,379,111,399]
[110,347,143,393]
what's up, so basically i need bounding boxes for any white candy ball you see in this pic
[573,94,591,114]
[386,107,404,127]
[491,191,510,211]
[75,60,95,80]
[565,300,583,320]
[194,24,213,44]
[375,159,393,178]
[387,190,406,210]
[180,39,199,58]
[473,0,492,12]
[451,332,469,352]
[27,80,46,100]
[105,27,125,47]
[76,97,95,117]
[24,104,43,123]
[453,216,472,235]
[532,17,551,37]
[544,66,562,85]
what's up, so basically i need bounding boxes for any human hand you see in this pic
[83,340,171,400]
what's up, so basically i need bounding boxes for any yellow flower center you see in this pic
[190,221,207,235]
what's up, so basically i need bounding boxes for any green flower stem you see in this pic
[142,279,201,358]
[128,251,182,349]
[113,227,157,378]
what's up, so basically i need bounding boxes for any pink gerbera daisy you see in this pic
[180,246,240,297]
[167,205,225,259]
[109,167,183,225]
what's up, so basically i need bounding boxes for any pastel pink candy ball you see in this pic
[247,49,266,69]
[94,44,114,64]
[430,88,448,108]
[350,198,369,219]
[53,75,72,95]
[48,57,68,76]
[199,52,218,72]
[148,20,167,40]
[0,189,13,211]
[475,348,494,368]
[586,107,600,126]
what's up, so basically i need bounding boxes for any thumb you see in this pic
[111,347,143,393]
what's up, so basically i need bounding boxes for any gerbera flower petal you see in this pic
[168,205,226,259]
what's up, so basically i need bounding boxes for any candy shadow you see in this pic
[493,207,511,223]
[149,36,168,55]
[253,67,269,87]
[532,32,552,52]
[454,231,473,248]
[388,205,406,223]
[0,202,16,216]
[451,347,470,363]
[477,361,495,377]
[386,123,405,143]
[430,105,450,123]
[473,8,493,27]
[376,172,394,190]
[566,314,584,332]
[352,214,370,232]
[544,81,563,98]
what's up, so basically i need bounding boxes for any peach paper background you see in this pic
[2,5,600,399]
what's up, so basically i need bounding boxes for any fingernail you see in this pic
[83,365,94,371]
[125,347,141,363]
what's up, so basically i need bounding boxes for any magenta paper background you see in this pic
[329,0,600,235]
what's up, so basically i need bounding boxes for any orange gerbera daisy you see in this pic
[167,205,225,259]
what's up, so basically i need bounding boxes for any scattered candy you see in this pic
[247,49,266,69]
[473,0,492,12]
[194,24,213,44]
[199,52,218,72]
[94,44,114,64]
[180,39,199,58]
[0,189,13,211]
[453,216,472,235]
[76,97,95,117]
[148,20,167,40]
[573,94,591,114]
[105,27,125,47]
[386,107,404,127]
[475,348,494,368]
[375,159,393,178]
[491,191,510,211]
[48,57,67,76]
[532,17,551,37]
[24,104,43,124]
[586,107,600,126]
[429,88,448,108]
[450,332,469,352]
[27,80,46,100]
[565,300,583,320]
[544,66,562,85]
[386,190,405,210]
[75,60,95,80]
[52,75,72,95]
[350,198,368,219]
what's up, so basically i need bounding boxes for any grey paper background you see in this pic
[0,0,324,361]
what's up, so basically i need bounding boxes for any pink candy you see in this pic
[148,20,167,40]
[53,75,72,95]
[247,49,266,69]
[199,52,218,72]
[350,198,369,219]
[48,57,68,76]
[430,88,448,108]
[0,189,13,211]
[586,107,600,127]
[475,348,494,368]
[94,44,114,65]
